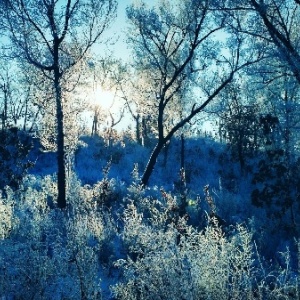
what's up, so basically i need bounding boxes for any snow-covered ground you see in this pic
[0,134,299,299]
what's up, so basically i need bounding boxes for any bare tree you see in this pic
[0,61,45,132]
[250,0,300,82]
[118,70,154,146]
[2,0,117,208]
[227,0,300,84]
[126,0,261,186]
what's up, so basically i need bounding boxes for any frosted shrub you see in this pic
[0,222,82,299]
[112,196,299,300]
[0,128,33,190]
[0,191,14,239]
[1,172,299,299]
[66,213,103,299]
[0,175,105,299]
[67,173,121,269]
[228,224,254,299]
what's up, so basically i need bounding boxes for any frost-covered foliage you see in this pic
[0,175,107,299]
[32,133,299,254]
[75,135,150,185]
[0,173,299,299]
[112,194,299,300]
[1,131,300,299]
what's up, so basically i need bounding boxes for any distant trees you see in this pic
[210,2,300,223]
[0,65,24,130]
[216,69,300,228]
[0,61,46,132]
[117,67,157,147]
[126,0,261,186]
[1,0,117,208]
[250,75,300,232]
[0,68,10,130]
[218,82,260,173]
[88,58,126,145]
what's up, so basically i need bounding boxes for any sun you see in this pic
[85,85,128,131]
[92,87,116,109]
[90,86,123,115]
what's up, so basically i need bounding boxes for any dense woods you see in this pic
[0,0,300,299]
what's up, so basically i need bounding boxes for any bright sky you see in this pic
[89,0,154,130]
[84,1,131,127]
[98,0,226,133]
[98,0,154,60]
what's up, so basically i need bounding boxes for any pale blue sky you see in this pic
[99,0,154,60]
[112,0,132,59]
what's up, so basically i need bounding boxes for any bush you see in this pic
[0,175,105,299]
[1,174,299,299]
[112,197,299,300]
[0,128,33,189]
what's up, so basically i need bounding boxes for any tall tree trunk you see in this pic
[142,116,151,147]
[163,140,170,167]
[179,133,187,216]
[54,69,66,209]
[238,139,245,175]
[92,112,98,136]
[180,133,185,170]
[135,114,143,145]
[23,98,28,131]
[2,84,8,130]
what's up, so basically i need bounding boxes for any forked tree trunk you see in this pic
[140,70,236,187]
[92,112,98,136]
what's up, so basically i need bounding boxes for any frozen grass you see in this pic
[0,173,299,299]
[0,135,299,299]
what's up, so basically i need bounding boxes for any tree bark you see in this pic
[142,116,151,147]
[92,113,98,136]
[141,140,165,186]
[135,114,143,145]
[180,133,185,170]
[2,83,8,130]
[163,140,170,167]
[54,65,66,209]
[250,0,300,84]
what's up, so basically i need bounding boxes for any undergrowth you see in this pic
[0,174,299,299]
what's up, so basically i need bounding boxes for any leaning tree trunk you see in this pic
[141,140,165,186]
[54,68,66,209]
